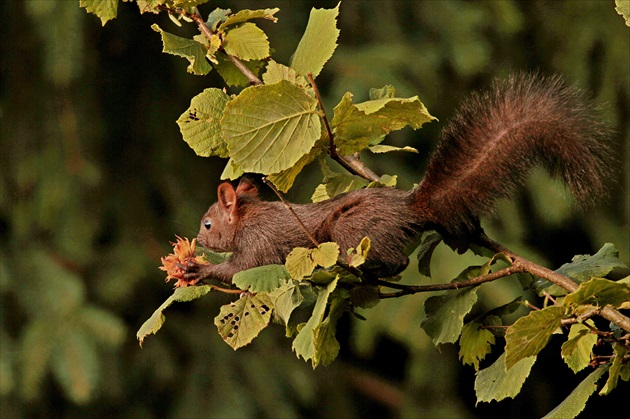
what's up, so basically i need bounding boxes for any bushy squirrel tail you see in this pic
[415,73,613,236]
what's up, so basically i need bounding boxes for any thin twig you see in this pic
[158,5,263,85]
[306,73,380,182]
[377,265,525,298]
[262,177,320,247]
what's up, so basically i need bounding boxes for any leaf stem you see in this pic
[262,177,320,248]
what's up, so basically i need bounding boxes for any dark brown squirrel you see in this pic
[185,74,612,284]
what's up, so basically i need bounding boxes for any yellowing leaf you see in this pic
[80,0,118,26]
[290,3,340,78]
[312,242,340,268]
[215,293,273,350]
[505,306,564,370]
[218,8,279,30]
[221,81,321,175]
[332,92,435,156]
[177,88,230,157]
[263,60,308,86]
[347,237,371,268]
[223,23,270,61]
[561,323,597,373]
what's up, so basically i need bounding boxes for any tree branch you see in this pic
[262,177,320,248]
[476,233,630,333]
[377,265,525,298]
[307,73,380,182]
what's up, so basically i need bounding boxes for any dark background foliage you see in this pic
[1,0,628,417]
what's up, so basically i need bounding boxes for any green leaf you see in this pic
[292,277,339,365]
[312,296,347,367]
[223,23,270,61]
[151,24,212,75]
[263,60,308,86]
[218,8,279,30]
[537,243,629,296]
[542,367,606,419]
[561,323,597,373]
[177,88,230,157]
[460,321,496,371]
[290,3,340,78]
[206,7,231,31]
[221,80,321,175]
[416,232,442,277]
[505,305,564,370]
[563,277,630,309]
[80,0,118,26]
[421,274,480,345]
[311,160,369,202]
[232,264,291,293]
[136,285,212,346]
[215,293,273,350]
[616,0,630,26]
[475,353,536,404]
[600,344,627,395]
[332,92,435,156]
[269,282,304,326]
[51,330,99,404]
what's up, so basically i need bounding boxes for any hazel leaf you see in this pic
[80,0,118,26]
[151,24,212,75]
[222,22,270,61]
[136,285,212,346]
[215,293,273,350]
[475,353,536,403]
[177,88,230,157]
[505,305,564,370]
[221,80,321,175]
[290,3,340,78]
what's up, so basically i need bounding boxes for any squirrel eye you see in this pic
[203,219,212,230]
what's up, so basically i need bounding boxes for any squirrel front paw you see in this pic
[180,260,212,286]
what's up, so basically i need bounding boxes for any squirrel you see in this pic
[184,73,612,285]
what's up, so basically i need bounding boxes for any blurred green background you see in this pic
[1,0,628,417]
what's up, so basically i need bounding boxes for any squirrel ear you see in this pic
[235,178,259,198]
[217,182,239,222]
